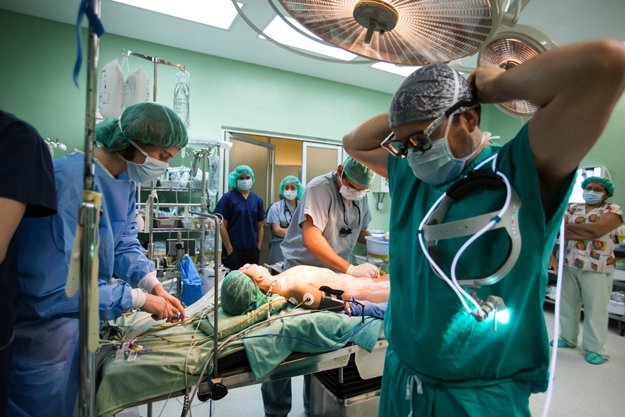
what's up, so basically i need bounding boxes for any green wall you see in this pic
[0,9,392,229]
[1,9,624,228]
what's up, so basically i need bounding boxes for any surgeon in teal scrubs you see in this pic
[9,102,188,417]
[343,40,625,416]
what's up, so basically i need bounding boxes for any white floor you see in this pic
[132,310,625,417]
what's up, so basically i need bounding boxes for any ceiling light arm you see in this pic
[266,0,338,49]
[229,0,373,64]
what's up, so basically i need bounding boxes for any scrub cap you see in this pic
[342,156,374,188]
[389,63,475,128]
[228,165,255,188]
[582,176,614,198]
[279,175,303,200]
[96,102,188,152]
[220,270,268,316]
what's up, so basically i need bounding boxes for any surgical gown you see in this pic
[280,172,371,271]
[9,153,156,417]
[380,124,575,416]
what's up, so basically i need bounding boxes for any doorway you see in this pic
[223,129,343,265]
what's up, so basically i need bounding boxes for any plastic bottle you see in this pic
[173,70,190,128]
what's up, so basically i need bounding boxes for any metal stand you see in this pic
[79,1,101,416]
[122,49,185,101]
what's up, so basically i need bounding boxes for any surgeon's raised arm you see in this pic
[469,40,625,212]
[342,113,391,178]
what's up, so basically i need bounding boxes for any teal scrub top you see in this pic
[386,124,574,392]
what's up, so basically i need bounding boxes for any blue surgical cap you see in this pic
[279,176,303,200]
[342,156,374,188]
[228,165,255,188]
[96,102,188,152]
[582,176,614,198]
[389,63,475,127]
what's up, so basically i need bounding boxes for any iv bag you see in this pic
[173,70,191,128]
[208,153,220,196]
[98,59,125,118]
[123,66,150,108]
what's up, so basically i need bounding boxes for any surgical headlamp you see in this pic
[417,154,521,322]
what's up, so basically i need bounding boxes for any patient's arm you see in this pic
[277,281,346,311]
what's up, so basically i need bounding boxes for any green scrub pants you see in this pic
[378,348,532,417]
[560,266,613,355]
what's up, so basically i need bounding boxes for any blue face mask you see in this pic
[583,190,604,205]
[237,179,253,191]
[406,115,483,185]
[124,141,169,184]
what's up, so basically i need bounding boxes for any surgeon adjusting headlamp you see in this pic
[417,154,521,322]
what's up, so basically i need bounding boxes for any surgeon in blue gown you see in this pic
[8,102,188,417]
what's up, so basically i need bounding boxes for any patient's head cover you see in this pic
[221,270,268,316]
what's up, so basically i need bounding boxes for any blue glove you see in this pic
[348,300,387,319]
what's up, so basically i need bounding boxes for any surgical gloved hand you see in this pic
[152,283,186,322]
[348,300,387,319]
[346,262,380,278]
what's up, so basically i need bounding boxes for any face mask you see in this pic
[237,179,253,190]
[124,141,168,184]
[583,190,604,205]
[283,190,298,200]
[406,116,484,185]
[340,185,367,201]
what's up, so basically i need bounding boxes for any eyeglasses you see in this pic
[381,100,478,159]
[339,227,352,237]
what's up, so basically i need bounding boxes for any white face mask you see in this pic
[406,116,484,185]
[124,141,169,184]
[237,179,253,191]
[283,190,298,200]
[339,184,368,201]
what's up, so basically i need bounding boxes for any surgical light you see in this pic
[276,0,531,65]
[478,25,558,117]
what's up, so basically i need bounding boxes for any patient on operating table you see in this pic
[220,264,388,317]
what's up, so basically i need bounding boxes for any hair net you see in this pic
[228,165,255,188]
[389,63,475,128]
[279,175,303,200]
[582,176,614,198]
[96,102,188,152]
[220,270,268,316]
[342,156,374,188]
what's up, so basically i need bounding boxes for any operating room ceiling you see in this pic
[1,0,624,94]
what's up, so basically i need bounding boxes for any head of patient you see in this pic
[239,264,273,292]
[220,270,268,315]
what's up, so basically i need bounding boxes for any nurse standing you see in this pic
[8,102,188,417]
[266,175,303,264]
[214,165,265,270]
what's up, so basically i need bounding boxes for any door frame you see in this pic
[301,142,343,185]
[223,131,276,205]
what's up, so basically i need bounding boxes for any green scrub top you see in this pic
[385,124,574,391]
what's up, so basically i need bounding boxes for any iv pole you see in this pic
[78,0,102,415]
